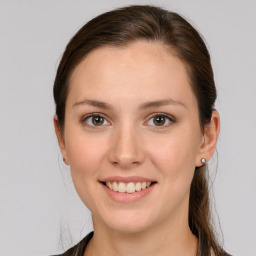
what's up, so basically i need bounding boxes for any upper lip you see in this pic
[100,176,156,183]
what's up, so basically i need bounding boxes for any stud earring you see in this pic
[201,158,206,165]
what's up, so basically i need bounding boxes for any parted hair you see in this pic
[54,5,223,256]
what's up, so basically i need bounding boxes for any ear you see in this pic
[196,110,220,167]
[53,115,70,165]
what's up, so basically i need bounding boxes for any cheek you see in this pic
[64,129,110,209]
[146,131,200,212]
[148,132,199,173]
[65,128,108,177]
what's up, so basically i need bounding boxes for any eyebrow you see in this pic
[72,98,185,109]
[73,99,113,109]
[138,99,186,110]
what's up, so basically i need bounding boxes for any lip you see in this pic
[100,177,157,203]
[100,176,155,183]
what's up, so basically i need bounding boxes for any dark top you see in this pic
[52,231,231,256]
[52,231,93,256]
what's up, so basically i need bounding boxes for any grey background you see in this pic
[0,0,255,255]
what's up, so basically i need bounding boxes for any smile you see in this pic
[105,181,152,193]
[100,176,157,202]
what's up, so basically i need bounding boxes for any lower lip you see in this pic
[101,183,156,203]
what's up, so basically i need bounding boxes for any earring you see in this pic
[201,158,206,165]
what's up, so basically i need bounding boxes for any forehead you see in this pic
[67,41,196,108]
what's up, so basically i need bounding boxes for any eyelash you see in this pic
[80,112,175,128]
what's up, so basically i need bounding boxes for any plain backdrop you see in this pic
[0,0,255,255]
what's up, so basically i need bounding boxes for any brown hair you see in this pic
[54,5,223,256]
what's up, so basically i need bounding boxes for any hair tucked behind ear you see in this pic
[54,5,225,256]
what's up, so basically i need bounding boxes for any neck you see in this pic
[85,214,198,256]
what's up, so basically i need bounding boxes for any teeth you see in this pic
[105,181,152,193]
[106,181,113,190]
[127,182,135,193]
[113,181,118,192]
[118,182,126,193]
[135,182,141,191]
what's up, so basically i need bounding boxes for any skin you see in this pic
[54,41,219,256]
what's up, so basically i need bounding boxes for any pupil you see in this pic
[154,116,165,126]
[93,116,104,125]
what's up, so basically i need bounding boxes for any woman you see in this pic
[53,5,230,256]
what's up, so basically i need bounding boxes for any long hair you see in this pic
[53,5,222,255]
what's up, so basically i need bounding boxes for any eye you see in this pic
[81,114,110,127]
[146,114,174,127]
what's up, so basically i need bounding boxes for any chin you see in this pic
[98,210,157,234]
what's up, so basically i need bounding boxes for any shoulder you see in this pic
[51,231,94,256]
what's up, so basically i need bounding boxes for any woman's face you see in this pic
[58,41,206,233]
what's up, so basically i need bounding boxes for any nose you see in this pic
[107,123,145,169]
